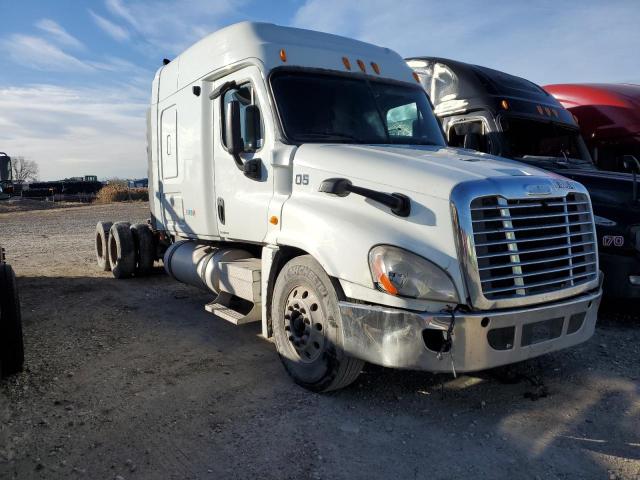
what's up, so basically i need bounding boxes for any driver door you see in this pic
[212,67,274,242]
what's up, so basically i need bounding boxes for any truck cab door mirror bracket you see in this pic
[622,155,640,202]
[319,178,411,217]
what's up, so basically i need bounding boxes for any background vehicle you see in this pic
[0,152,13,198]
[544,83,640,173]
[408,57,640,300]
[96,23,602,391]
[0,242,24,377]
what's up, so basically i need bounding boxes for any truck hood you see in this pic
[293,144,552,200]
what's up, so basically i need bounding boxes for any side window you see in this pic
[221,83,264,150]
[431,63,458,104]
[448,120,491,153]
[387,103,418,137]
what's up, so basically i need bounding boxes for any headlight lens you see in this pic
[368,245,459,303]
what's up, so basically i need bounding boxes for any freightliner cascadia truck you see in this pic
[96,23,602,392]
[544,83,640,174]
[408,57,640,302]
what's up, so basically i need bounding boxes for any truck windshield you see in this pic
[270,71,446,146]
[501,117,591,164]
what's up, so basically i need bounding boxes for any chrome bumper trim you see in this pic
[339,287,602,373]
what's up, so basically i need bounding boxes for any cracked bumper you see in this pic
[339,287,602,373]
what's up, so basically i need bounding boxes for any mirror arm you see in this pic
[319,178,411,217]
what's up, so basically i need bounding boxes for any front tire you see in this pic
[272,255,364,392]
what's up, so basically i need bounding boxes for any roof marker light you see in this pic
[342,56,351,70]
[279,49,287,62]
[544,107,552,116]
[537,105,544,114]
[357,59,366,73]
[552,109,559,117]
[412,72,420,83]
[500,99,509,110]
[370,62,380,74]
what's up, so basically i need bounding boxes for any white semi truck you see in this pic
[96,22,602,392]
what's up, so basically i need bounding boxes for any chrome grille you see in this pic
[470,193,598,301]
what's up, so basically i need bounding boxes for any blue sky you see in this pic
[0,0,638,180]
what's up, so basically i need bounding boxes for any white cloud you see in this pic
[292,0,640,85]
[0,84,148,180]
[35,19,84,50]
[89,10,130,42]
[104,0,247,55]
[0,34,94,73]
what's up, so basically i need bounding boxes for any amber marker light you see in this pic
[279,49,287,62]
[377,273,398,296]
[342,57,351,70]
[356,59,366,72]
[412,72,420,83]
[500,99,509,110]
[370,62,380,74]
[269,216,279,225]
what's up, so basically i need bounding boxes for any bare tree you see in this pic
[11,156,39,184]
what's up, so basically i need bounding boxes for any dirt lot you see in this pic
[1,202,639,479]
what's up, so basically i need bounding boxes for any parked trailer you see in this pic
[544,83,640,173]
[96,22,602,391]
[0,243,24,377]
[407,57,640,300]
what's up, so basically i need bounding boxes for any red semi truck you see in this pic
[544,84,640,173]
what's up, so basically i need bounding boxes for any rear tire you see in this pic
[130,223,155,276]
[272,255,364,392]
[108,222,135,279]
[0,264,24,377]
[95,221,113,271]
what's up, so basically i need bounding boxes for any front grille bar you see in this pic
[483,271,595,295]
[471,200,590,211]
[476,240,595,259]
[480,260,597,283]
[475,220,593,235]
[478,251,595,270]
[475,230,593,248]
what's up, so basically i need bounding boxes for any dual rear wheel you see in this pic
[95,221,155,278]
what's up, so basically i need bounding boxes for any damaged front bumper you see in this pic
[339,286,602,373]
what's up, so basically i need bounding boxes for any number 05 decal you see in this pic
[602,235,624,247]
[295,174,309,185]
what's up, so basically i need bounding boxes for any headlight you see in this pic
[368,245,459,303]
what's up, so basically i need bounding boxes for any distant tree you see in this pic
[11,156,39,184]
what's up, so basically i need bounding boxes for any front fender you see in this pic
[272,172,465,310]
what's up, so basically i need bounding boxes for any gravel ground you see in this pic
[0,201,639,480]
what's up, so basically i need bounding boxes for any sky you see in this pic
[0,0,638,181]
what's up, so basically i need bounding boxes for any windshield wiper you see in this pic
[296,132,362,142]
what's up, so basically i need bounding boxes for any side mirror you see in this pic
[463,132,482,151]
[623,155,640,173]
[244,105,261,152]
[225,100,244,155]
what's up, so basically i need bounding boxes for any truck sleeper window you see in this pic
[270,71,445,146]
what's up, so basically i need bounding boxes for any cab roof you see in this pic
[406,56,576,127]
[153,22,415,103]
[544,83,640,141]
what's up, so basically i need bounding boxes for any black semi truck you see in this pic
[407,57,640,300]
[0,242,24,377]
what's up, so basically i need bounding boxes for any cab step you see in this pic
[204,291,261,325]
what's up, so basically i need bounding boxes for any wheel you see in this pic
[130,223,155,276]
[0,263,24,377]
[108,222,135,279]
[272,255,364,392]
[95,221,113,271]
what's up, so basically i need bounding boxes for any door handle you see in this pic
[217,197,225,224]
